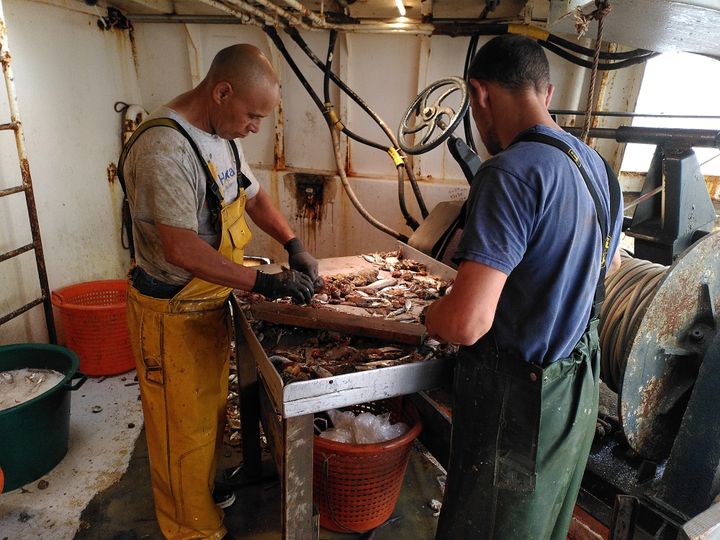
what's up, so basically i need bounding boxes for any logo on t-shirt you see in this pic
[207,160,238,204]
[218,167,236,186]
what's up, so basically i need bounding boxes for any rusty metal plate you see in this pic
[620,231,720,460]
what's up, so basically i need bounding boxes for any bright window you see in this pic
[621,52,720,175]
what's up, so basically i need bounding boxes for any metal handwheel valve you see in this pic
[397,77,470,155]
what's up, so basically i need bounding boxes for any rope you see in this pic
[576,0,612,142]
[599,250,668,392]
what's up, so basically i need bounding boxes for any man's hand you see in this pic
[284,237,324,289]
[252,269,314,304]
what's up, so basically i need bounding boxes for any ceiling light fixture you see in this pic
[395,0,407,17]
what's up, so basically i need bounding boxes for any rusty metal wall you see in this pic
[0,0,140,342]
[0,0,666,343]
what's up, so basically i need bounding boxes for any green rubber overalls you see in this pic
[121,119,252,539]
[436,132,620,540]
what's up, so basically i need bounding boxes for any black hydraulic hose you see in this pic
[322,30,419,230]
[546,33,651,61]
[265,27,326,111]
[462,22,655,62]
[540,40,659,70]
[285,26,430,219]
[265,26,409,241]
[323,30,337,104]
[395,165,419,230]
[321,32,388,151]
[462,33,479,153]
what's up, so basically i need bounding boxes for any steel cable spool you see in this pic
[597,232,720,460]
[599,251,668,392]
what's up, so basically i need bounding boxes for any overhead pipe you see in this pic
[133,5,433,34]
[193,0,264,27]
[217,0,277,26]
[279,0,328,28]
[227,0,310,30]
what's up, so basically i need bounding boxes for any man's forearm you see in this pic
[425,260,506,346]
[156,223,259,291]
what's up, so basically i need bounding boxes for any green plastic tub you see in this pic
[0,343,86,492]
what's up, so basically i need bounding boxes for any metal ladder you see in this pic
[0,1,56,343]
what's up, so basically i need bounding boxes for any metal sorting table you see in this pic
[236,244,455,540]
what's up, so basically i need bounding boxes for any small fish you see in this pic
[388,306,407,317]
[356,278,398,291]
[269,355,294,368]
[387,299,413,318]
[355,359,401,370]
[413,275,440,286]
[311,365,334,378]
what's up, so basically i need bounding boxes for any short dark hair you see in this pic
[468,34,550,93]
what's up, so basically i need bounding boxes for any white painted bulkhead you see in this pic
[0,0,649,343]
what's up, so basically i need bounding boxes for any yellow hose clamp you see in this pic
[508,24,550,42]
[324,103,345,131]
[388,147,405,167]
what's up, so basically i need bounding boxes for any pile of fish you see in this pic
[257,326,452,384]
[262,323,448,384]
[235,250,456,384]
[224,343,242,447]
[312,250,452,322]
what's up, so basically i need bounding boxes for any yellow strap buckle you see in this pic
[600,235,611,267]
[388,147,405,167]
[323,102,345,131]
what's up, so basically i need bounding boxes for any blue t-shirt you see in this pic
[454,125,623,366]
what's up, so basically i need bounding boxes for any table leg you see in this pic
[282,414,317,540]
[235,323,262,479]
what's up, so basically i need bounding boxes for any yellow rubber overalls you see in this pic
[123,123,252,539]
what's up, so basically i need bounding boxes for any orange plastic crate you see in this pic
[313,399,422,533]
[52,280,134,376]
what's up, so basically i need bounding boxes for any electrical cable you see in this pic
[599,251,667,392]
[285,26,429,218]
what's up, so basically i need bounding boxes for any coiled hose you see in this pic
[599,250,668,392]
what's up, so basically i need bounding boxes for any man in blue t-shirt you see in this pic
[425,35,622,540]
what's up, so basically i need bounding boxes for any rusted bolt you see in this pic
[689,328,705,342]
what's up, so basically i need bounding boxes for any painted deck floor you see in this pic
[0,370,445,540]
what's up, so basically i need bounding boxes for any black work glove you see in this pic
[252,269,314,304]
[284,237,324,290]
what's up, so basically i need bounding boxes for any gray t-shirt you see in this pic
[123,107,259,285]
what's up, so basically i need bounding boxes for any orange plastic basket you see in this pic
[51,280,134,376]
[313,399,422,533]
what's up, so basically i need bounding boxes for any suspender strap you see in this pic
[117,118,241,259]
[228,139,252,191]
[513,132,621,321]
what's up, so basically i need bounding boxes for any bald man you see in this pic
[120,44,320,540]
